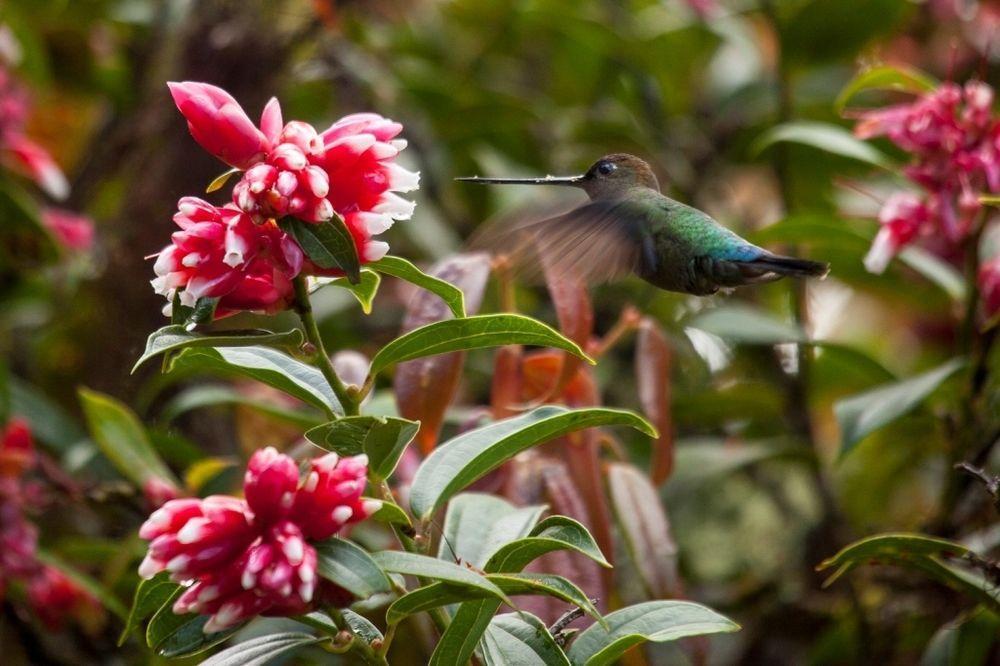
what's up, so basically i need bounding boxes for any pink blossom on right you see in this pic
[980,254,1000,317]
[854,80,1000,273]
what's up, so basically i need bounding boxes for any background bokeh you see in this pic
[1,0,999,664]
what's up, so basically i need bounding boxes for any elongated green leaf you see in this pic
[485,515,610,573]
[168,346,341,415]
[410,406,655,520]
[566,601,740,666]
[9,377,87,453]
[311,269,381,313]
[133,325,303,373]
[482,612,571,666]
[752,121,894,169]
[835,358,965,455]
[439,493,546,568]
[146,588,240,657]
[388,572,598,625]
[279,215,360,283]
[369,314,592,378]
[922,607,1000,666]
[835,65,936,111]
[79,387,178,487]
[431,599,501,666]
[305,415,419,479]
[314,538,392,599]
[199,633,325,666]
[160,384,324,429]
[119,573,179,645]
[688,305,805,345]
[369,255,467,318]
[897,247,966,303]
[371,551,511,606]
[818,533,1000,610]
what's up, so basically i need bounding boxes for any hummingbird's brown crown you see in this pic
[581,153,660,199]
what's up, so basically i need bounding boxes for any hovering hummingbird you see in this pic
[458,153,828,295]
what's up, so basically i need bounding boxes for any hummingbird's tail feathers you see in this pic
[746,254,830,279]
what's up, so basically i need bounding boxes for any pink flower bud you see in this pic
[40,208,95,252]
[244,447,299,527]
[27,567,100,630]
[167,82,269,169]
[143,477,181,510]
[980,255,1000,317]
[0,418,35,477]
[292,453,377,541]
[138,496,256,581]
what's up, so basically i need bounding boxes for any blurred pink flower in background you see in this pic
[0,62,68,200]
[855,81,1000,274]
[41,208,95,252]
[979,254,1000,317]
[150,197,304,317]
[168,81,418,266]
[138,447,380,632]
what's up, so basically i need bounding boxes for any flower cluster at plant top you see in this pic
[138,447,380,632]
[0,419,100,630]
[151,81,418,318]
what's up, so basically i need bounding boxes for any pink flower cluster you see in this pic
[0,419,99,629]
[138,447,379,633]
[855,81,999,273]
[152,82,418,318]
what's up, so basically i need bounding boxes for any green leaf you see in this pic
[369,255,467,318]
[922,607,1000,666]
[368,499,413,529]
[133,325,303,373]
[146,589,240,657]
[752,121,894,169]
[168,346,341,415]
[312,269,381,313]
[314,538,392,600]
[482,613,571,666]
[817,533,1000,611]
[78,387,178,487]
[388,572,599,626]
[485,515,611,573]
[305,415,419,479]
[835,65,937,111]
[566,601,740,666]
[206,167,241,193]
[160,384,324,429]
[119,573,179,646]
[9,376,87,453]
[409,406,655,520]
[835,358,965,455]
[279,215,361,283]
[369,314,593,378]
[371,550,512,607]
[185,297,220,331]
[342,609,384,643]
[439,493,546,568]
[897,247,966,303]
[687,305,805,345]
[198,633,325,666]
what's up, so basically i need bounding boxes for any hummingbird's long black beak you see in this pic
[455,174,586,187]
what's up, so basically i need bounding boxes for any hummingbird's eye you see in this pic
[597,161,617,176]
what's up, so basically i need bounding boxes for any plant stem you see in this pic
[293,275,361,417]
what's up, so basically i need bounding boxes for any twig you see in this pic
[954,462,1000,514]
[549,599,598,646]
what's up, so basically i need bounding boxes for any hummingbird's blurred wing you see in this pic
[469,199,646,285]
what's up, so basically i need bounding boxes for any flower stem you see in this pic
[293,275,361,417]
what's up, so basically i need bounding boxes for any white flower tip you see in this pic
[223,250,244,267]
[332,506,354,524]
[361,499,383,516]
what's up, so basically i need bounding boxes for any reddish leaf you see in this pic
[636,317,674,484]
[393,253,491,454]
[607,462,681,600]
[490,345,523,419]
[543,263,594,399]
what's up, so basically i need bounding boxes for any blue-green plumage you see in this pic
[459,153,828,296]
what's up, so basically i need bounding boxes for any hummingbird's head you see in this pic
[455,152,660,200]
[579,154,659,199]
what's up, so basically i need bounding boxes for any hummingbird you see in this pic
[458,153,828,295]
